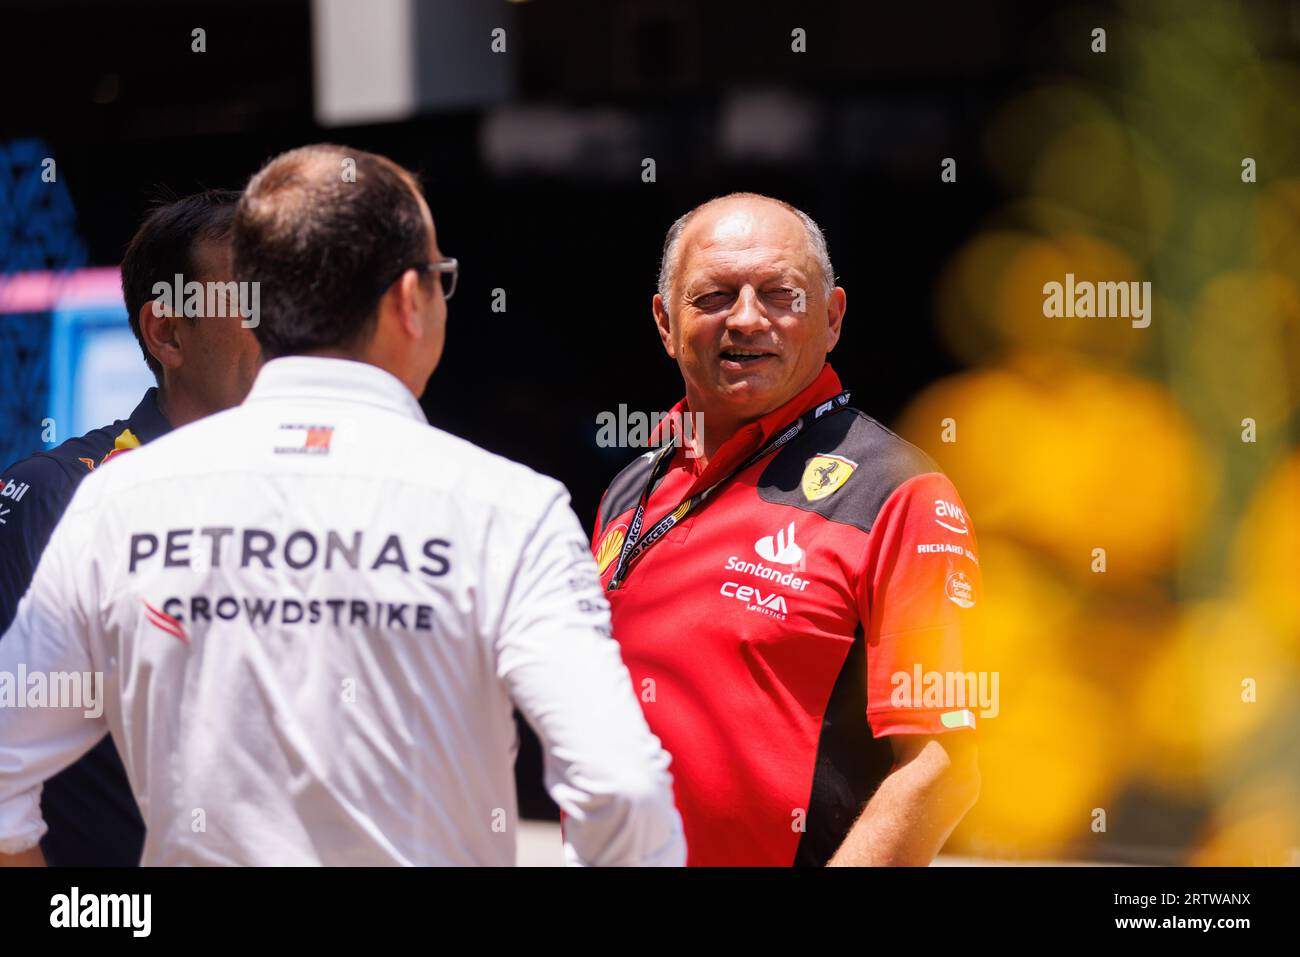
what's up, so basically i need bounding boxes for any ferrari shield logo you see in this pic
[594,524,628,574]
[801,454,857,502]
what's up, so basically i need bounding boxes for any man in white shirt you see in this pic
[0,144,685,866]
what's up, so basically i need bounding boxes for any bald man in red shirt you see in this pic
[592,193,982,866]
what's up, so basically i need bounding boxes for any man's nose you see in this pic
[726,286,769,333]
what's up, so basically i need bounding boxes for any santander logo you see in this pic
[754,521,803,565]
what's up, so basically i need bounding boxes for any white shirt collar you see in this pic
[243,356,428,424]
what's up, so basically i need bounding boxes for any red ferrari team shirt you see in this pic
[592,364,982,866]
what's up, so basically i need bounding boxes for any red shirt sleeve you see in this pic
[857,472,983,736]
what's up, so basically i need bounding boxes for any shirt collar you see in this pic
[242,356,428,423]
[127,387,172,444]
[668,362,845,486]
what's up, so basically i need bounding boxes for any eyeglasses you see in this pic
[415,257,459,301]
[383,257,459,301]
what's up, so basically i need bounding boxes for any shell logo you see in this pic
[595,524,628,574]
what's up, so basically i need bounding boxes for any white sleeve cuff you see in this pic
[0,787,47,855]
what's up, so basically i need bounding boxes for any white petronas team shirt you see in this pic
[0,356,684,866]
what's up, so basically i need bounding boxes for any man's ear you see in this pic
[138,301,183,372]
[652,293,676,359]
[376,269,423,342]
[396,269,424,338]
[825,286,847,353]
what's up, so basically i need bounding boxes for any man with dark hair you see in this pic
[0,189,260,866]
[0,144,683,866]
[232,148,432,360]
[119,188,261,417]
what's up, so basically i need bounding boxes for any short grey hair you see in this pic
[656,192,835,308]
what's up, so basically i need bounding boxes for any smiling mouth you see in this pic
[719,349,775,365]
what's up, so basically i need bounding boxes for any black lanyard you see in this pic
[606,390,851,590]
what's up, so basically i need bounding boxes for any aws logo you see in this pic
[934,499,969,535]
[594,523,627,574]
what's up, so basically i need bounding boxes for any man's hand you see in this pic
[0,845,47,867]
[827,733,979,866]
